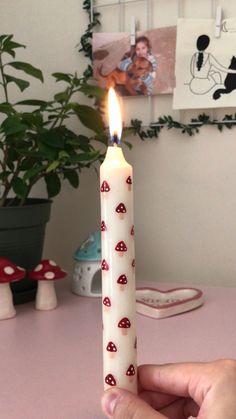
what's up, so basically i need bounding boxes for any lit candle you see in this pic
[100,88,137,394]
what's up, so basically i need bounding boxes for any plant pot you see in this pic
[0,198,52,305]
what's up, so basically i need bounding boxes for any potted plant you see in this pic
[0,34,107,304]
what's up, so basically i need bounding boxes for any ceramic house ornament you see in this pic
[71,231,102,297]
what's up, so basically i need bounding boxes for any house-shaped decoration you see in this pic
[71,231,102,297]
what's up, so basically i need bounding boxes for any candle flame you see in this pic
[108,87,122,143]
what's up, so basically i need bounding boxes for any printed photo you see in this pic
[92,26,176,97]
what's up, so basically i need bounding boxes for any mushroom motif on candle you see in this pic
[101,259,109,271]
[101,221,107,235]
[118,317,131,335]
[117,274,128,291]
[126,175,132,191]
[106,341,117,358]
[103,296,111,312]
[115,240,127,256]
[101,180,110,194]
[105,374,116,387]
[115,202,126,220]
[28,259,66,311]
[0,257,25,320]
[126,364,136,382]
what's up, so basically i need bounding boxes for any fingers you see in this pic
[138,362,213,404]
[140,391,199,419]
[139,360,236,405]
[101,388,167,419]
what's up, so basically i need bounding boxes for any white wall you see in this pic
[1,0,236,287]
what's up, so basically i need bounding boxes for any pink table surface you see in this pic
[1,279,236,419]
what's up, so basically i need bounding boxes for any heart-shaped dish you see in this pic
[136,287,204,319]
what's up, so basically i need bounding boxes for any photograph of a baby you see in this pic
[93,26,176,97]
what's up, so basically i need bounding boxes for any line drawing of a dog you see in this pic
[95,56,153,96]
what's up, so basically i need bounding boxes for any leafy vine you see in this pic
[78,0,236,140]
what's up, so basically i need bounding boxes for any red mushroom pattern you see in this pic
[101,180,110,193]
[115,241,127,254]
[126,176,132,189]
[100,161,136,391]
[101,259,109,271]
[106,341,117,353]
[118,317,131,331]
[105,374,116,386]
[126,364,135,377]
[103,297,111,307]
[101,221,107,232]
[115,203,127,219]
[117,274,128,290]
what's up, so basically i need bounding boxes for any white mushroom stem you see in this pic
[36,281,57,311]
[0,283,16,320]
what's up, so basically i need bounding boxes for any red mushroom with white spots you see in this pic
[101,180,110,193]
[115,203,126,220]
[103,296,111,312]
[118,317,131,335]
[126,364,135,382]
[0,257,25,320]
[115,240,127,256]
[126,175,132,191]
[101,220,107,234]
[101,259,109,271]
[105,373,116,387]
[28,259,66,310]
[106,341,117,358]
[117,274,128,291]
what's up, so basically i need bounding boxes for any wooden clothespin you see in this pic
[130,16,136,46]
[215,5,222,38]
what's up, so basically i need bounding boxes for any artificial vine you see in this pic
[79,0,236,140]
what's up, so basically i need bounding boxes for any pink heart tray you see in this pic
[136,287,204,319]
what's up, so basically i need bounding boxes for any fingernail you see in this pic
[102,391,118,417]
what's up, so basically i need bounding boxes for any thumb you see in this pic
[101,388,166,419]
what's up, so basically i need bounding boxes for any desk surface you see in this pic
[1,280,236,419]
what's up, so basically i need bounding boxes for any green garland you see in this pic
[79,0,236,140]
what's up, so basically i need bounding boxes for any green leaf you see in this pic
[7,61,44,82]
[46,160,60,173]
[54,91,69,103]
[64,170,79,188]
[73,104,104,134]
[52,72,72,83]
[0,103,15,115]
[45,173,61,198]
[12,177,28,199]
[39,128,66,149]
[1,115,27,135]
[23,165,44,181]
[73,150,100,162]
[5,74,29,92]
[79,83,106,100]
[16,99,48,107]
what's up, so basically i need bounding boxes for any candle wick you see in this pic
[111,133,120,146]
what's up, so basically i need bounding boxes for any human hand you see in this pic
[101,359,236,418]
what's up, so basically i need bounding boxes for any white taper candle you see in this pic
[100,88,137,393]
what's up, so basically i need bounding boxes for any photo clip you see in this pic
[215,5,222,38]
[130,16,136,46]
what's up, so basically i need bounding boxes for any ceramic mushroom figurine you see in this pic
[0,257,25,320]
[28,260,66,311]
